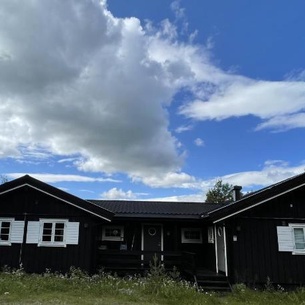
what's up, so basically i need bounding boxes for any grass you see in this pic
[0,266,305,305]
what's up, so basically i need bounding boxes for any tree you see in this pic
[205,179,233,204]
[0,175,9,184]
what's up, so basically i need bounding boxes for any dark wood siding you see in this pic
[226,185,305,285]
[0,185,108,273]
[97,220,215,272]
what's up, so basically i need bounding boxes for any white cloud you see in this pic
[175,124,193,133]
[136,160,305,193]
[194,138,205,147]
[1,0,304,190]
[215,160,305,190]
[146,193,206,202]
[101,188,139,200]
[6,173,120,184]
[180,77,305,131]
[256,113,305,131]
[133,171,197,189]
[0,0,191,180]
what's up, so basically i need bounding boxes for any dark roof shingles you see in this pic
[89,200,222,218]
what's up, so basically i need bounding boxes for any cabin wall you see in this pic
[226,186,305,285]
[0,186,105,273]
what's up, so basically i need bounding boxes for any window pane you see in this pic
[44,223,52,229]
[43,227,52,235]
[54,235,64,242]
[42,223,53,242]
[105,228,121,237]
[55,223,64,242]
[0,222,11,241]
[294,228,305,249]
[184,230,200,240]
[55,223,64,229]
[42,235,52,242]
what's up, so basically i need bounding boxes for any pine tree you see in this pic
[205,180,233,203]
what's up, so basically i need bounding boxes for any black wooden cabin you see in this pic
[0,175,113,273]
[209,172,305,287]
[89,200,221,275]
[2,173,305,288]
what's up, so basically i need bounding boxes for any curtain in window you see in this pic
[294,228,305,249]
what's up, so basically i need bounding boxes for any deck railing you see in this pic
[97,249,196,274]
[181,251,197,277]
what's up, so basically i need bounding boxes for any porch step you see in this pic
[195,274,231,292]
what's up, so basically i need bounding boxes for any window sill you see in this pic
[0,242,11,246]
[181,240,202,244]
[292,251,305,255]
[38,243,67,248]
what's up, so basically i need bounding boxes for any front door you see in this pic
[216,225,227,275]
[142,224,163,264]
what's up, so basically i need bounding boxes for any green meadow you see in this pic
[0,267,305,305]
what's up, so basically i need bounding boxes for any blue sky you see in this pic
[0,0,305,201]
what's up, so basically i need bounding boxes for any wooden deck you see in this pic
[98,249,182,274]
[98,250,231,291]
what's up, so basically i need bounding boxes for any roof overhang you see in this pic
[211,180,305,224]
[0,176,113,222]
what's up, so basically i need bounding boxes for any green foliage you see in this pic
[0,174,9,184]
[205,179,233,203]
[1,268,305,305]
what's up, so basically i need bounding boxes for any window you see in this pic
[0,219,12,245]
[181,228,202,244]
[102,226,124,241]
[39,219,67,247]
[291,224,305,253]
[277,224,305,254]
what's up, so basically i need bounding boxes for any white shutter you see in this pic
[26,221,40,244]
[277,226,294,252]
[66,222,79,245]
[10,221,25,244]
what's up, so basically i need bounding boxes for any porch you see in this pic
[97,249,231,291]
[97,249,184,274]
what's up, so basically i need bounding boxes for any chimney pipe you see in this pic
[233,185,242,201]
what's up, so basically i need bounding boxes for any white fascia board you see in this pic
[0,183,111,222]
[213,182,305,224]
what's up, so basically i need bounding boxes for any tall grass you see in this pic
[0,265,305,305]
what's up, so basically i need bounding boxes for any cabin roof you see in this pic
[89,199,223,219]
[0,175,114,222]
[209,171,305,223]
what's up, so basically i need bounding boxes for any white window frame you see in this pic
[290,223,305,254]
[181,228,202,244]
[102,225,124,241]
[38,219,67,247]
[0,218,13,246]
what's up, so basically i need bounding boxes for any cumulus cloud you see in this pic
[101,187,140,200]
[0,0,189,180]
[145,160,305,201]
[1,0,304,191]
[217,160,305,190]
[133,171,197,189]
[194,138,205,147]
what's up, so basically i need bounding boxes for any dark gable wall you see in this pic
[225,185,305,285]
[0,185,107,273]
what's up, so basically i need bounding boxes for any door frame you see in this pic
[214,224,228,276]
[141,223,164,262]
